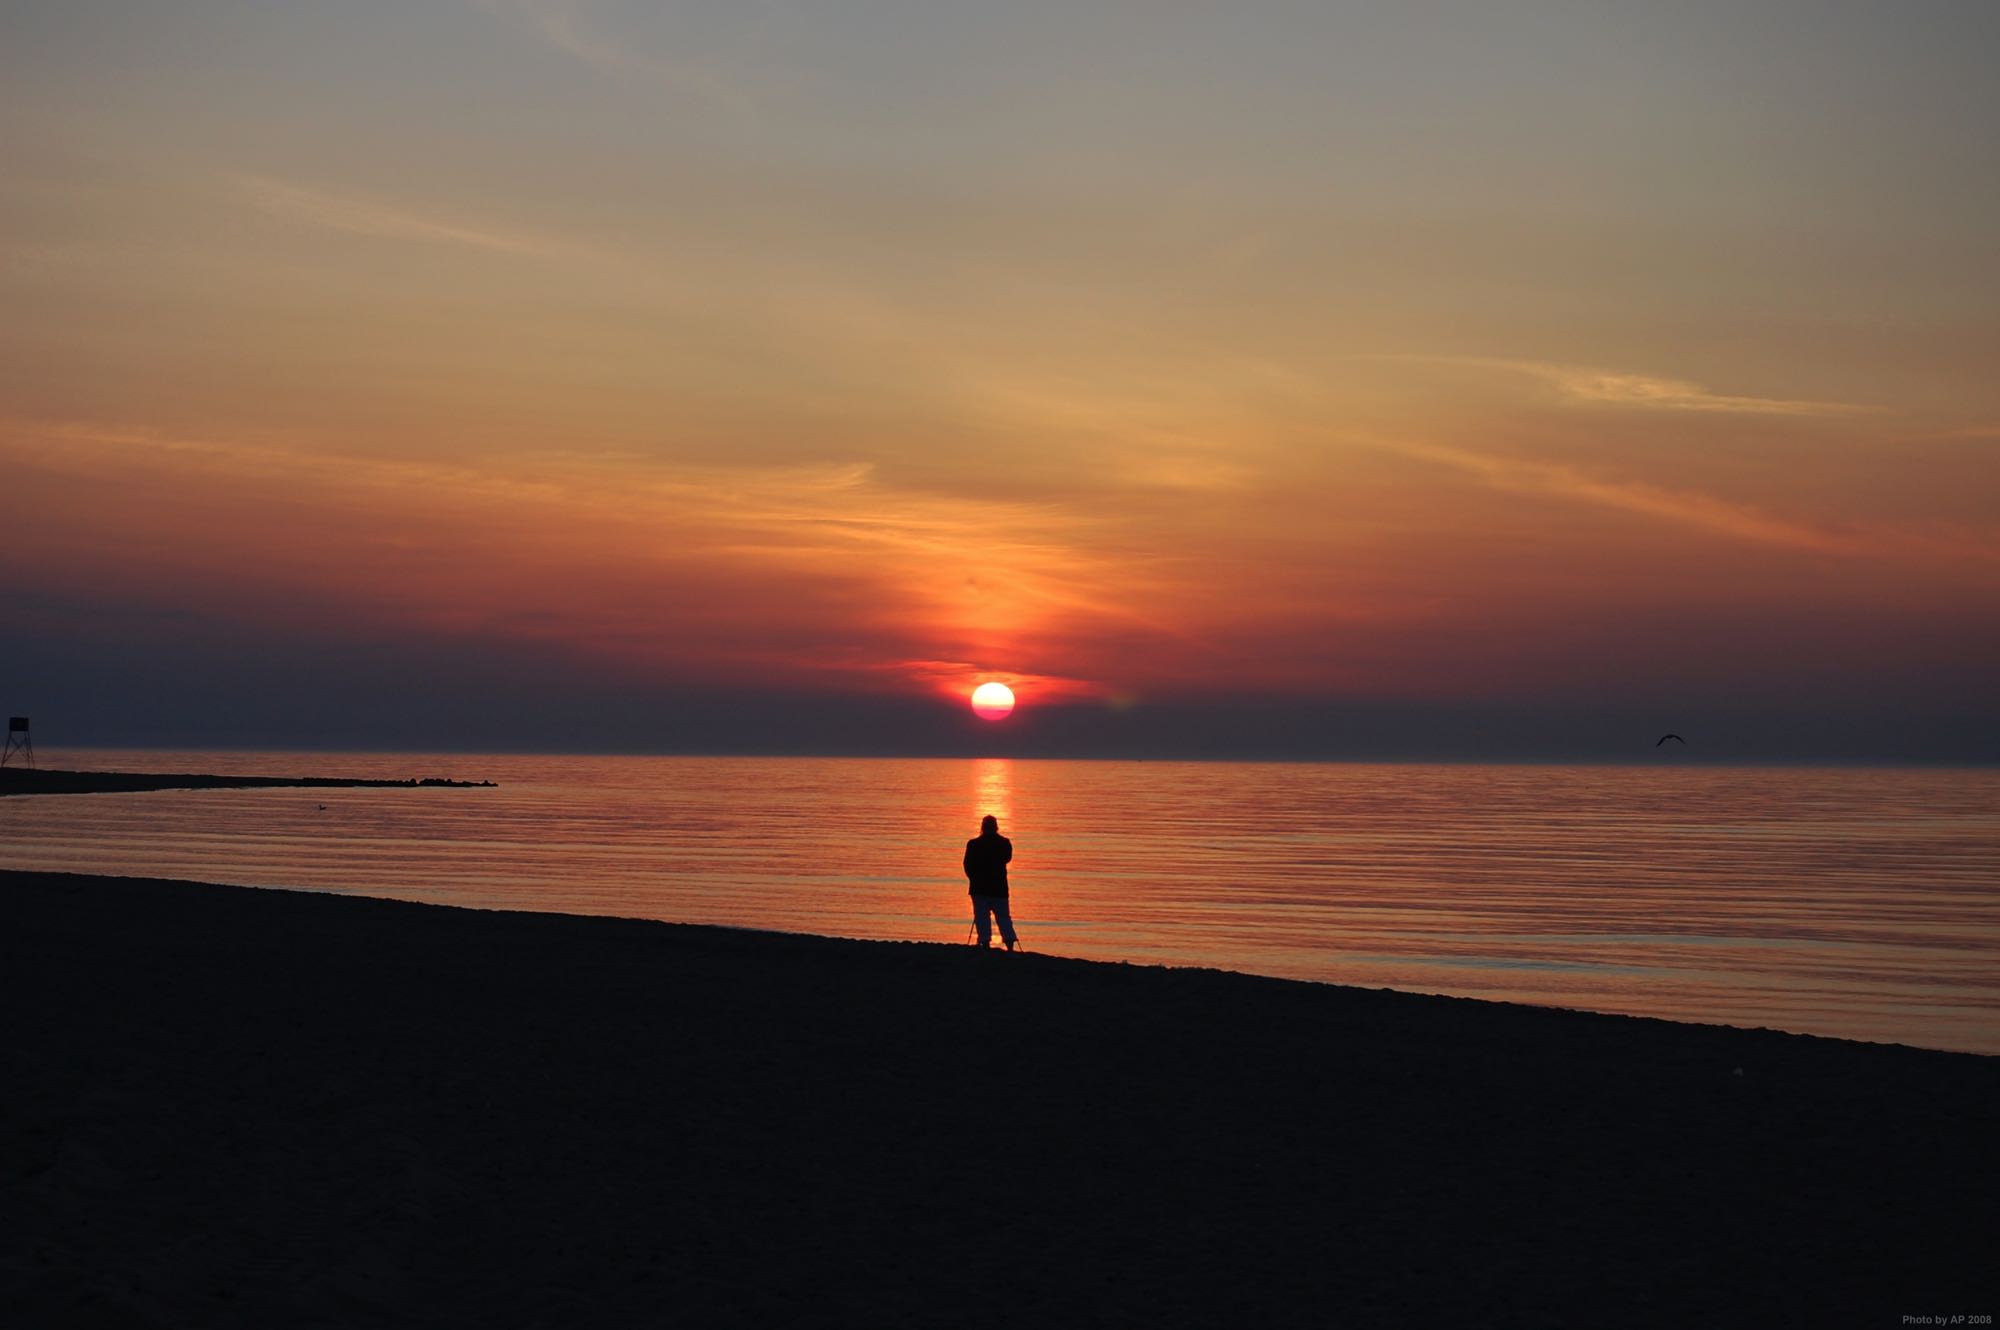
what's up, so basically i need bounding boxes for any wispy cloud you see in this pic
[1401,356,1868,417]
[237,176,551,256]
[1387,438,1841,549]
[4,420,1188,695]
[464,0,760,111]
[1381,437,1999,563]
[1900,424,2000,443]
[466,0,636,71]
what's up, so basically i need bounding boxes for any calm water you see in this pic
[5,749,1997,1054]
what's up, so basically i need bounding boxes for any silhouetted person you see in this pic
[964,814,1017,951]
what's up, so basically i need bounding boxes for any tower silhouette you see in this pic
[3,717,33,768]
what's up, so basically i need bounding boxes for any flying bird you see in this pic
[1656,734,1686,746]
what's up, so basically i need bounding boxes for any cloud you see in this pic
[1901,425,2000,443]
[2,421,1189,697]
[1524,363,1864,416]
[1381,437,1999,563]
[237,176,551,255]
[465,0,636,70]
[1402,356,1867,416]
[464,0,759,110]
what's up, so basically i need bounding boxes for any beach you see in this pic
[7,870,1992,1327]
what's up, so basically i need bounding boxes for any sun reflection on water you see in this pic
[972,758,1014,831]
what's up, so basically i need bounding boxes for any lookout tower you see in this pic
[3,717,32,768]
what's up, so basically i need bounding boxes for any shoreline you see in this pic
[0,768,497,796]
[16,869,1987,1060]
[8,869,1993,1324]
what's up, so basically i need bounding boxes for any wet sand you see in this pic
[6,869,1992,1327]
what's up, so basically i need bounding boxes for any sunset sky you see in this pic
[5,2,1997,759]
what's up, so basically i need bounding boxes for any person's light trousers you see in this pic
[972,895,1017,947]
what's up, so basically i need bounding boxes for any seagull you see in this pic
[1656,734,1686,746]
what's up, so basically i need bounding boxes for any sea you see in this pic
[5,749,1996,1055]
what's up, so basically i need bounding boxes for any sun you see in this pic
[970,681,1015,721]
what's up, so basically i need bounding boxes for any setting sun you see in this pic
[971,682,1016,721]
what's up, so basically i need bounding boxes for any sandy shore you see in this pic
[5,871,1992,1327]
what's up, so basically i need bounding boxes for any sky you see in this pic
[4,1,1998,760]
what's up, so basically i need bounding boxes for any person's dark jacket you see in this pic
[963,832,1012,898]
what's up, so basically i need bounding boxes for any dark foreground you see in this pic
[5,872,1991,1328]
[0,769,496,796]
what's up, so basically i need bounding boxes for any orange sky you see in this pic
[4,3,1997,754]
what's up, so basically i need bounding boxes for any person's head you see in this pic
[980,814,998,835]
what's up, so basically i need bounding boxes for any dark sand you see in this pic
[1,769,495,796]
[6,871,1992,1327]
